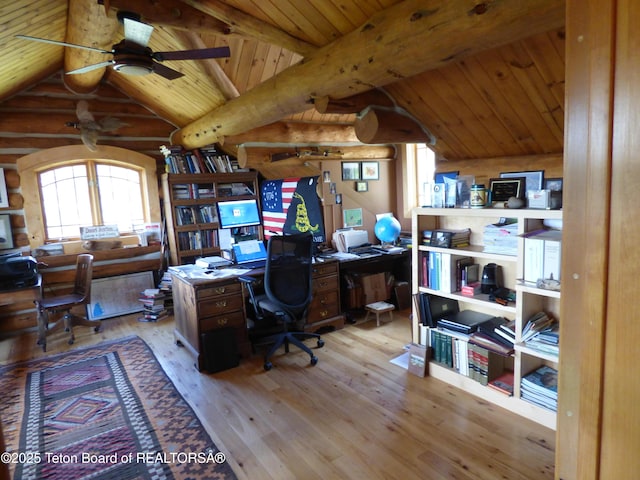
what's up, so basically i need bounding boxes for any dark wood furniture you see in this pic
[171,258,345,372]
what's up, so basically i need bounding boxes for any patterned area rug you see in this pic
[0,336,237,480]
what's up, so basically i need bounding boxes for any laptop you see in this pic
[232,240,268,268]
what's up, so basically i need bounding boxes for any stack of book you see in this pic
[138,288,169,322]
[521,365,558,411]
[521,311,555,342]
[430,228,471,248]
[483,219,518,255]
[493,318,516,345]
[524,322,559,356]
[469,316,515,356]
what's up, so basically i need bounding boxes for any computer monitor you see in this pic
[216,198,261,229]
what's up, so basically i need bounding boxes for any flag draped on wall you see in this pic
[261,176,325,243]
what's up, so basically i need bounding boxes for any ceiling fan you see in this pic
[16,12,230,80]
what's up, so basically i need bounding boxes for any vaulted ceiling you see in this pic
[0,0,565,163]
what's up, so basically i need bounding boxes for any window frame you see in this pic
[17,145,161,249]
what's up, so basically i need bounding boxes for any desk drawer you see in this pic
[308,291,339,321]
[198,294,244,316]
[201,311,245,331]
[196,282,241,300]
[313,262,338,277]
[313,273,338,294]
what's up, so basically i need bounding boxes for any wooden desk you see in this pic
[171,259,345,372]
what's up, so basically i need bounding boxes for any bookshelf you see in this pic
[162,172,261,265]
[411,207,562,429]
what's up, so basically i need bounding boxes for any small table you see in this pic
[364,301,395,327]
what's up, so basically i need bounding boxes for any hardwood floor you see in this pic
[0,310,555,480]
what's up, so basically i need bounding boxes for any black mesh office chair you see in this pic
[240,233,324,370]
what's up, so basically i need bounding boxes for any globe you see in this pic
[374,216,401,244]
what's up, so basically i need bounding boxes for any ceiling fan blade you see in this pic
[66,61,114,75]
[153,46,231,62]
[15,35,111,54]
[152,62,184,80]
[123,17,154,47]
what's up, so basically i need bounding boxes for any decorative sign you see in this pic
[80,225,120,240]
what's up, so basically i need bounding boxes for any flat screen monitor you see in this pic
[216,198,261,229]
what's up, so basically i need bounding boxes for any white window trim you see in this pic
[17,145,161,249]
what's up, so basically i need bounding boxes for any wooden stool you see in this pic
[364,301,395,326]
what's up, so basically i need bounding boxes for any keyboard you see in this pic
[236,259,267,269]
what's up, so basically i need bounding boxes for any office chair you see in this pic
[240,233,324,370]
[36,253,100,351]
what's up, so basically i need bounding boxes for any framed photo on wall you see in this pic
[0,168,8,208]
[361,161,379,180]
[355,181,368,192]
[343,208,363,228]
[0,214,13,249]
[341,162,360,181]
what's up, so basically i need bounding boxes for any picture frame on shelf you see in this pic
[355,181,368,192]
[500,170,544,194]
[361,161,379,180]
[489,177,526,202]
[544,177,563,191]
[341,162,360,181]
[343,208,363,228]
[0,214,13,249]
[0,168,8,208]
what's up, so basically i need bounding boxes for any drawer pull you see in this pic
[320,310,329,318]
[217,318,229,326]
[215,300,227,308]
[214,287,227,294]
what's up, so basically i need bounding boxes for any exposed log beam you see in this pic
[178,0,317,56]
[221,122,359,147]
[237,145,395,169]
[64,0,119,94]
[354,106,435,144]
[174,31,240,100]
[172,0,564,149]
[103,0,232,35]
[314,89,395,114]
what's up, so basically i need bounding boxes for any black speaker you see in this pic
[200,328,239,373]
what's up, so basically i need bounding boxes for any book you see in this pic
[488,371,515,396]
[469,331,515,356]
[522,312,555,342]
[521,365,558,400]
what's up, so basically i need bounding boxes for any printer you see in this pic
[0,254,38,290]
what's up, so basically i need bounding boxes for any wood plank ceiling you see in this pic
[0,0,565,163]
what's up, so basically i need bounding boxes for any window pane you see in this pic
[39,165,91,240]
[97,164,145,233]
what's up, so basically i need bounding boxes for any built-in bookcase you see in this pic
[162,172,261,265]
[411,207,562,430]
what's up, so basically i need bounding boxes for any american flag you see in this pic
[261,178,300,238]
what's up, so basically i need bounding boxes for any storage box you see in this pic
[524,230,562,283]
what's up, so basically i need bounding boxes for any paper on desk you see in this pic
[327,252,360,260]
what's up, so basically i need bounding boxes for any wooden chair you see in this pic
[36,253,100,351]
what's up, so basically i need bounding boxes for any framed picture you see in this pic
[0,168,8,208]
[335,193,342,205]
[500,170,544,194]
[329,182,337,194]
[343,208,363,228]
[361,161,379,180]
[355,181,368,192]
[490,177,526,202]
[434,171,459,184]
[544,177,563,191]
[0,214,13,249]
[322,170,331,183]
[342,162,360,181]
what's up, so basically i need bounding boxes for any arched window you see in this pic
[18,146,161,249]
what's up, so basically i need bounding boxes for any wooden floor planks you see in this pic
[0,309,555,479]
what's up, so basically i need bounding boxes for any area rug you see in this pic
[0,336,237,480]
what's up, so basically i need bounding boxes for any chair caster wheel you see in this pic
[310,356,318,366]
[94,326,101,333]
[68,339,74,345]
[264,362,273,371]
[317,339,325,348]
